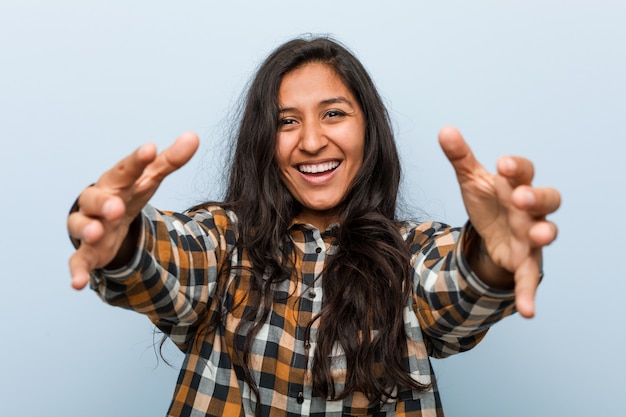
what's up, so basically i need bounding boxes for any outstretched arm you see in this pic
[438,126,560,319]
[67,132,200,290]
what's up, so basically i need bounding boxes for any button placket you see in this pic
[300,229,327,410]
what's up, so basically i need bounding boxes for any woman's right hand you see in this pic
[67,132,200,290]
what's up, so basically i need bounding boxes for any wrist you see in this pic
[104,215,142,270]
[463,224,514,290]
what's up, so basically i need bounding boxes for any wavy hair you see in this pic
[203,36,428,409]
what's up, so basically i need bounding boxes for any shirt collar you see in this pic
[288,217,339,235]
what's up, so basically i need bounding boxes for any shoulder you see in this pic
[144,204,240,244]
[185,204,238,226]
[180,204,240,239]
[398,220,460,252]
[398,219,454,240]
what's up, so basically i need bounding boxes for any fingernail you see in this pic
[502,157,516,172]
[521,189,535,205]
[102,199,112,216]
[71,273,86,290]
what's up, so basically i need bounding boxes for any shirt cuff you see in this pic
[89,211,149,285]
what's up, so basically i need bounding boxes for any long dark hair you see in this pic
[205,36,428,408]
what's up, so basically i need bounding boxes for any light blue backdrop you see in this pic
[1,1,624,416]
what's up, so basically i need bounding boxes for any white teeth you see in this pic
[298,161,340,174]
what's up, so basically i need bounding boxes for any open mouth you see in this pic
[297,161,340,174]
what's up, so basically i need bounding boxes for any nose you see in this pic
[298,120,328,154]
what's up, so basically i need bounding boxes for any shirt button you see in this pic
[315,247,322,253]
[297,391,304,404]
[308,290,316,299]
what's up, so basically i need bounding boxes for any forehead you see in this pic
[278,62,355,105]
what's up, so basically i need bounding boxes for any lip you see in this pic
[297,159,340,173]
[294,159,342,185]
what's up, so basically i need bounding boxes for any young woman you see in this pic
[67,37,560,417]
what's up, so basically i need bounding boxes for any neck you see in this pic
[297,208,339,230]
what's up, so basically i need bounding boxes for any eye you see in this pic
[278,117,299,131]
[324,110,346,118]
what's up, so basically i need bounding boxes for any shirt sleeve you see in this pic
[406,221,517,358]
[89,204,235,349]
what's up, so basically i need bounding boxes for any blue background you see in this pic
[1,1,624,416]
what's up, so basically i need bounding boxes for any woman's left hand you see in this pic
[438,126,561,319]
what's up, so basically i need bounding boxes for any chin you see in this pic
[306,201,340,212]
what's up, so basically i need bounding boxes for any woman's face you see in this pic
[275,62,366,229]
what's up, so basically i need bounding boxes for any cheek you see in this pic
[348,132,365,166]
[274,133,296,168]
[354,138,365,160]
[274,150,294,187]
[274,142,288,170]
[340,121,365,158]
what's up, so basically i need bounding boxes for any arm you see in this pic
[407,221,516,358]
[88,205,232,348]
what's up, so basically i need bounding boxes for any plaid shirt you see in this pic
[90,204,516,417]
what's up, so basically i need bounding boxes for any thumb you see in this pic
[135,132,200,191]
[160,131,200,170]
[438,126,485,180]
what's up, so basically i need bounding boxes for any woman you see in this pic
[67,37,560,416]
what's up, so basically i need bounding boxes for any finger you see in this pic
[161,131,200,169]
[67,212,105,244]
[514,254,542,318]
[136,132,199,191]
[528,221,558,247]
[69,248,97,290]
[70,265,90,290]
[438,126,488,180]
[98,142,158,190]
[496,156,535,186]
[77,187,126,220]
[511,185,562,215]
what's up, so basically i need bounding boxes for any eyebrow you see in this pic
[278,96,355,113]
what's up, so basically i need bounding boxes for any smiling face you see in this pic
[275,62,366,229]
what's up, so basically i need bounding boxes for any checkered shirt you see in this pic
[89,204,516,416]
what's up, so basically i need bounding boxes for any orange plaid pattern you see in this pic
[90,205,516,416]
